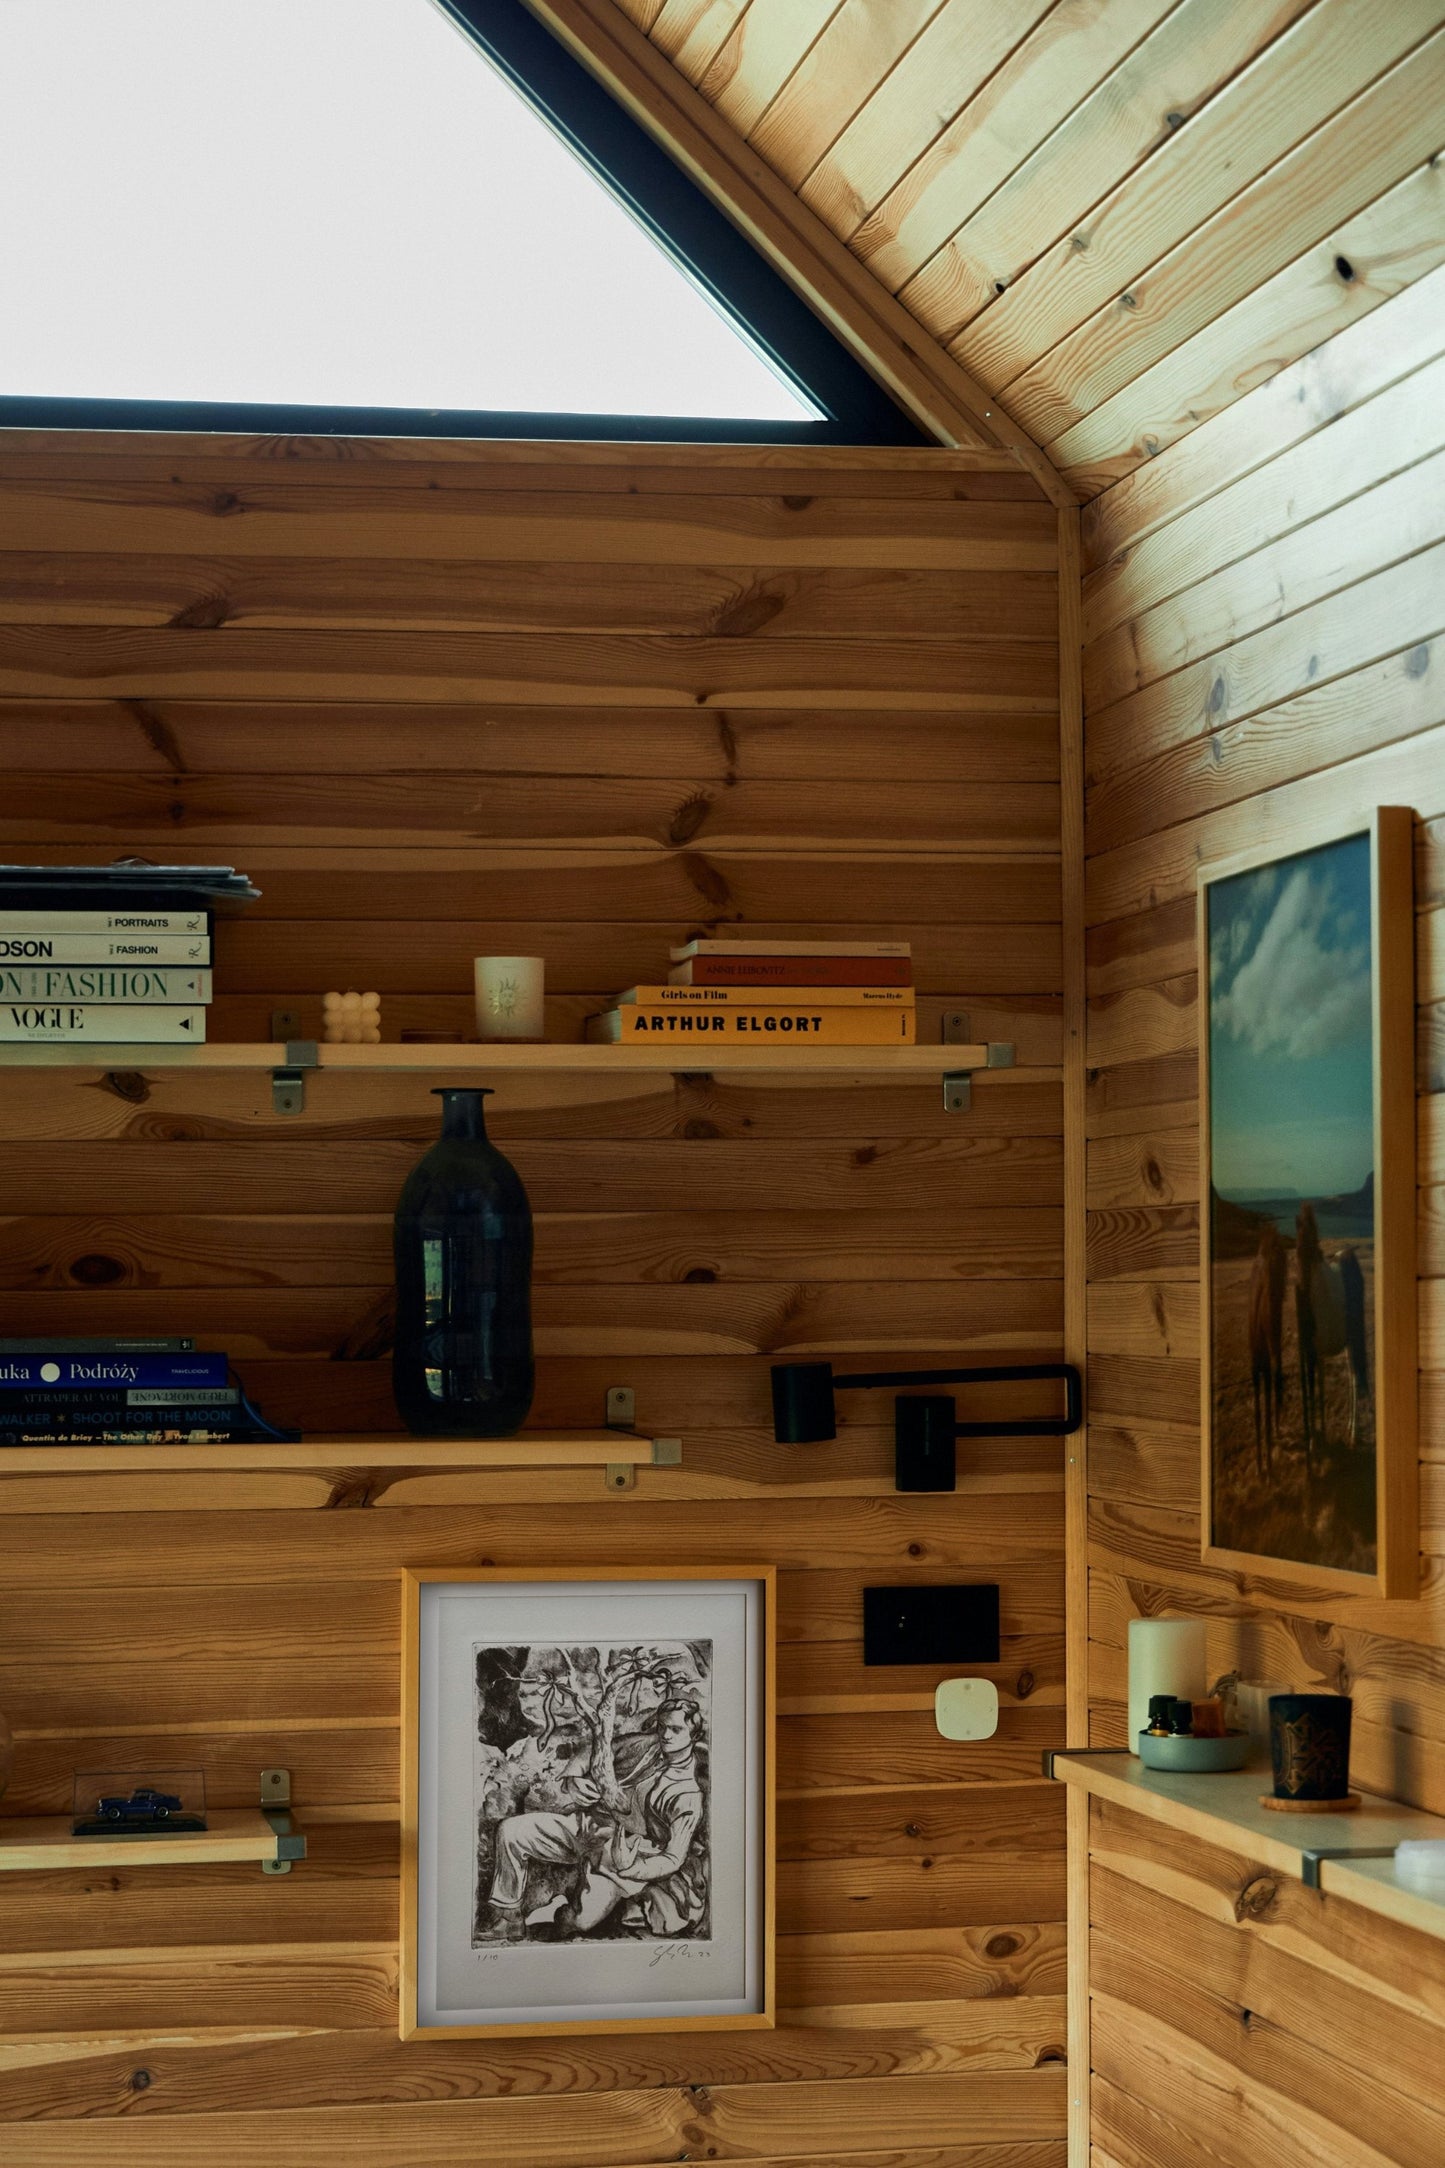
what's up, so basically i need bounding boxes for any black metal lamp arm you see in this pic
[829,1362,1083,1438]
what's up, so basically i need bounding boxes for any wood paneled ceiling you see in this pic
[580,0,1445,497]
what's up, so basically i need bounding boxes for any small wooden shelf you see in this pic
[0,1431,673,1474]
[0,1039,992,1075]
[0,1809,302,1872]
[1052,1750,1445,1942]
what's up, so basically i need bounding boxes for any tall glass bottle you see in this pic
[392,1088,534,1436]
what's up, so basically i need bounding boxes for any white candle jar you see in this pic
[474,956,546,1042]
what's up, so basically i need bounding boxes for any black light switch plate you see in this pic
[863,1583,1000,1667]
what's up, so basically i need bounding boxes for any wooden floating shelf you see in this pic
[0,1431,672,1475]
[0,1809,302,1873]
[1053,1751,1445,1944]
[0,1040,993,1074]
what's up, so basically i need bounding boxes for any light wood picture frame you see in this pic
[401,1564,775,2039]
[1199,806,1417,1598]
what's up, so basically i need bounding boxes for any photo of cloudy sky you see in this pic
[1208,832,1374,1209]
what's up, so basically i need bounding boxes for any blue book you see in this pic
[0,1394,240,1423]
[0,1352,229,1391]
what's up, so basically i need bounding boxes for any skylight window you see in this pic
[0,0,829,426]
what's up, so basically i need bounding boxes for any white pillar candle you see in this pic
[474,956,546,1042]
[1127,1618,1207,1754]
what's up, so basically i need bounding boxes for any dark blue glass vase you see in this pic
[392,1088,534,1436]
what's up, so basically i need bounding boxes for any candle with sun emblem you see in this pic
[474,955,545,1042]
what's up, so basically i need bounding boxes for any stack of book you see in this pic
[0,1339,241,1446]
[0,864,255,1046]
[586,940,915,1045]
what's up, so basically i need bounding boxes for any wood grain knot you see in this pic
[985,1932,1021,1958]
[169,592,232,630]
[667,794,713,847]
[325,1476,380,1510]
[1235,1875,1278,1920]
[711,585,786,639]
[680,851,732,909]
[102,1071,150,1104]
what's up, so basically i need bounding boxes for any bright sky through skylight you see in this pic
[0,0,819,420]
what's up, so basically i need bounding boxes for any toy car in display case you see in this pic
[72,1766,207,1837]
[96,1788,184,1823]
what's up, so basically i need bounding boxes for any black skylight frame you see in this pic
[0,0,925,444]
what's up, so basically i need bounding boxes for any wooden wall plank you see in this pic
[897,0,1316,347]
[0,480,1060,566]
[798,1,1055,241]
[1081,345,1445,646]
[0,2083,1068,2166]
[699,3,845,143]
[1010,23,1445,445]
[851,0,1180,299]
[1082,446,1445,716]
[1080,262,1445,571]
[0,700,1064,781]
[954,0,1430,392]
[0,552,1060,639]
[1055,153,1445,495]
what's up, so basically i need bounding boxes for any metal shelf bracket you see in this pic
[1300,1844,1398,1890]
[940,1014,1014,1112]
[260,1767,307,1875]
[272,1041,319,1117]
[603,1387,682,1491]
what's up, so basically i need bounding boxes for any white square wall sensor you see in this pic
[934,1677,1000,1741]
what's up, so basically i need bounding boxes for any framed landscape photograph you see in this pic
[1199,807,1417,1598]
[401,1565,774,2038]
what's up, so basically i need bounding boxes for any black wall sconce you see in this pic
[771,1360,1083,1492]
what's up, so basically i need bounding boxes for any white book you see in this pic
[0,1004,206,1042]
[0,908,208,933]
[669,939,911,960]
[0,966,211,1004]
[0,933,210,964]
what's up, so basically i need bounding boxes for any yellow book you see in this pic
[587,1005,916,1046]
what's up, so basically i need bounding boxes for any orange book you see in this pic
[587,1006,916,1046]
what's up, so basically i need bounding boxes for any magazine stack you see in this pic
[0,863,257,1046]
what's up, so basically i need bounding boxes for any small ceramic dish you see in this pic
[1138,1730,1252,1773]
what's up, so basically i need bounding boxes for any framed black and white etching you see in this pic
[400,1566,775,2038]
